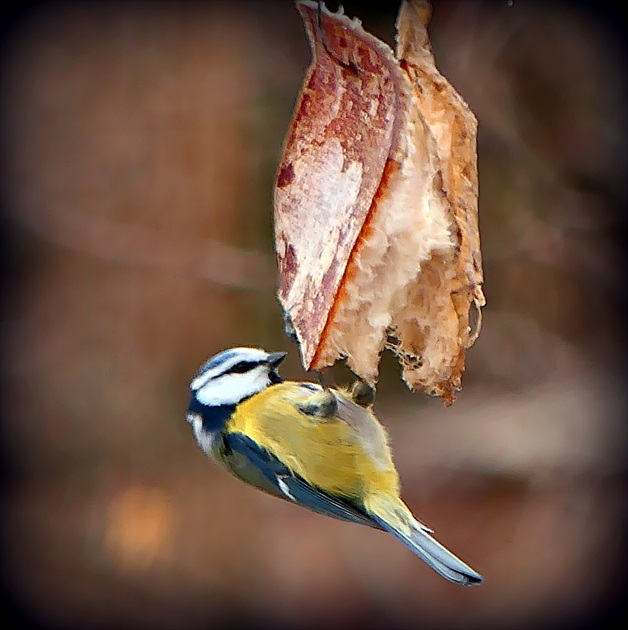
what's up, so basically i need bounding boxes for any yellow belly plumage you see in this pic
[226,382,400,501]
[216,379,482,585]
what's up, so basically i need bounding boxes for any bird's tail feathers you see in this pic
[367,497,483,586]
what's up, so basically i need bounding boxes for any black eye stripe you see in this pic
[228,361,257,374]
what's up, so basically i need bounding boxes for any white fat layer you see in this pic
[189,415,219,455]
[195,366,271,406]
[190,347,270,391]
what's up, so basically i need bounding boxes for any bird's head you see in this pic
[189,347,287,408]
[186,347,286,455]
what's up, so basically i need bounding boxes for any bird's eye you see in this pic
[230,361,253,374]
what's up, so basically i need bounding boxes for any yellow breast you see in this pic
[226,382,400,500]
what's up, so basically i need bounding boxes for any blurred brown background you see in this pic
[1,1,625,629]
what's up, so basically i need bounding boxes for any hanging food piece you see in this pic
[274,1,484,405]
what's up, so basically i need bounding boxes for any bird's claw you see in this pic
[349,379,376,407]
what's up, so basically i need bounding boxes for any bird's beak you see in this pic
[266,351,288,368]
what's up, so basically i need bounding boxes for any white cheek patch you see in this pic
[195,369,270,406]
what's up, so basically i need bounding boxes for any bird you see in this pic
[186,346,483,586]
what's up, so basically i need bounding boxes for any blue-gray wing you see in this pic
[224,432,382,530]
[331,389,396,472]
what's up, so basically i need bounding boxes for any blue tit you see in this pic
[186,347,483,586]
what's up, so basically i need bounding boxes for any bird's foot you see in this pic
[349,379,376,407]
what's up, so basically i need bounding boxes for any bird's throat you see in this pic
[188,396,236,434]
